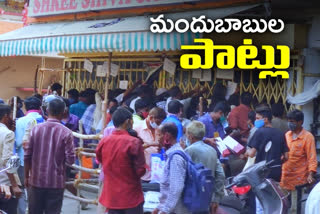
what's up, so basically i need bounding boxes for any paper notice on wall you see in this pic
[119,80,129,90]
[225,81,238,100]
[192,69,202,79]
[102,62,120,77]
[216,68,234,80]
[84,59,93,73]
[200,69,212,82]
[96,65,107,77]
[163,58,176,75]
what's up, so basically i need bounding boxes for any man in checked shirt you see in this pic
[152,122,190,214]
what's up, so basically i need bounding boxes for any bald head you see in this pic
[149,107,166,120]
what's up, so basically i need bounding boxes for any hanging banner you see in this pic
[29,0,199,17]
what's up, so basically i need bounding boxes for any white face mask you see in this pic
[150,121,158,129]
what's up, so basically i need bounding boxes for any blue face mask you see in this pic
[254,119,265,128]
[185,138,191,147]
[220,116,226,123]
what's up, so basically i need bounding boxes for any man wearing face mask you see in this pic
[280,110,317,214]
[153,123,190,214]
[245,107,289,214]
[184,121,225,214]
[134,107,167,182]
[96,107,146,214]
[0,104,22,214]
[133,98,150,126]
[245,106,289,182]
[198,102,226,148]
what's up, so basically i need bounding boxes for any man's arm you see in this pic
[130,139,146,177]
[212,159,226,203]
[24,128,35,188]
[123,80,142,100]
[3,132,21,197]
[95,139,104,164]
[65,133,75,166]
[245,130,260,158]
[160,155,186,214]
[22,119,37,150]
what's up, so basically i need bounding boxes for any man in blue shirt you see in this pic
[162,100,183,142]
[70,91,89,118]
[15,96,44,214]
[198,102,226,140]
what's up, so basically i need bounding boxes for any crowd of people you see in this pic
[0,80,317,214]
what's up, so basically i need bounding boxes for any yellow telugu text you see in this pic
[180,38,290,79]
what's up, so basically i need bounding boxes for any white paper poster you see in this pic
[119,80,129,90]
[163,58,176,75]
[102,62,120,77]
[216,68,234,80]
[96,65,107,77]
[200,69,212,82]
[84,59,93,73]
[192,69,202,79]
[225,81,238,100]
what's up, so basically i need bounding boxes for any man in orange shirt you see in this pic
[280,109,317,214]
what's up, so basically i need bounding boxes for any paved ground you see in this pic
[61,191,98,214]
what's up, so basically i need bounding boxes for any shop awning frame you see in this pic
[0,4,260,57]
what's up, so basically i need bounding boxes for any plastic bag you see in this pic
[150,149,166,183]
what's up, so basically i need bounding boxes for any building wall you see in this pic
[301,15,320,132]
[0,56,64,101]
[0,21,23,34]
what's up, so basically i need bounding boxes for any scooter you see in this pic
[220,141,289,214]
[223,159,289,214]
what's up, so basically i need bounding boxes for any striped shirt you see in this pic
[24,118,75,189]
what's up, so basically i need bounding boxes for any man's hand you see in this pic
[211,202,219,214]
[12,185,22,198]
[23,141,28,151]
[24,177,29,188]
[180,139,187,149]
[204,138,217,147]
[307,172,315,184]
[0,185,11,199]
[152,208,159,214]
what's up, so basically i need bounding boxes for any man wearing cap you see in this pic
[15,96,44,214]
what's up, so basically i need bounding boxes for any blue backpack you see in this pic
[168,150,214,212]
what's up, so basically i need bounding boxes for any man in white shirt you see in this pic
[0,104,22,214]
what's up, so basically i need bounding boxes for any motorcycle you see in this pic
[222,141,289,214]
[0,155,21,214]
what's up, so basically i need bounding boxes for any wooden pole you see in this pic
[34,65,39,94]
[13,97,17,121]
[101,52,112,130]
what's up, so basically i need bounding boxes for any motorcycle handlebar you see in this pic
[265,160,275,167]
[225,183,236,189]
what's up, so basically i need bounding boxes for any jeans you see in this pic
[28,186,64,214]
[108,202,144,214]
[0,197,18,214]
[17,166,26,214]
